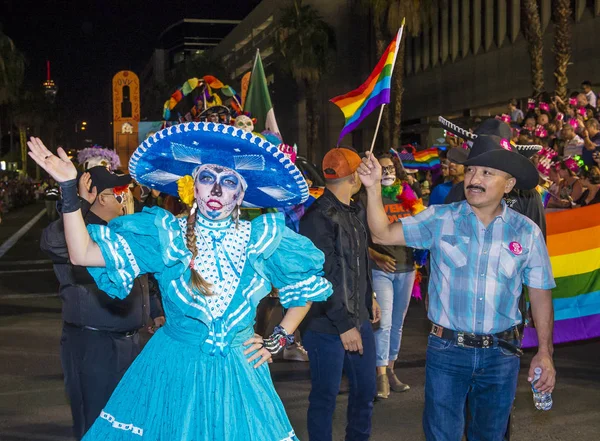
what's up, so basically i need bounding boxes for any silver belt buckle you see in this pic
[457,332,465,347]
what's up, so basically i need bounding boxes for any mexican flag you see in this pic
[244,49,280,135]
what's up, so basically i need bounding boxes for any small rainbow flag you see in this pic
[523,203,600,348]
[330,24,404,144]
[400,148,440,170]
[535,185,552,208]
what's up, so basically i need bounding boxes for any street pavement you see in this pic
[0,203,599,441]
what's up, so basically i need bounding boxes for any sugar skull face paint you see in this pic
[378,157,396,187]
[193,164,246,220]
[234,115,254,132]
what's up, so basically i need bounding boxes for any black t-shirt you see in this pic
[369,195,414,272]
[576,188,600,206]
[581,132,600,167]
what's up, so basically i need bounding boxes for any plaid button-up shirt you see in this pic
[402,200,555,334]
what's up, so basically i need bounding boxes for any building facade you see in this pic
[211,0,600,161]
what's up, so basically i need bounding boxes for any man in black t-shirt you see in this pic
[581,118,600,167]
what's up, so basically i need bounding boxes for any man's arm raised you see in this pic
[27,137,105,267]
[357,153,406,246]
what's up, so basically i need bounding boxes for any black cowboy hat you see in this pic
[85,166,132,194]
[451,136,539,190]
[474,118,512,139]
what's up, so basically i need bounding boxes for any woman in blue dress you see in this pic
[27,122,332,440]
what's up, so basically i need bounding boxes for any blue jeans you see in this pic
[303,321,376,441]
[372,269,415,367]
[423,334,520,441]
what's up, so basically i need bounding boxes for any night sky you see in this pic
[1,0,261,147]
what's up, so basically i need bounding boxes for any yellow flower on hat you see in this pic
[177,175,195,206]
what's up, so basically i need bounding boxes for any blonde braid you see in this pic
[186,208,213,296]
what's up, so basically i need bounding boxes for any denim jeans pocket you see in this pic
[427,334,454,351]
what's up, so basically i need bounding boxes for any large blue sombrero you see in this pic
[129,122,309,208]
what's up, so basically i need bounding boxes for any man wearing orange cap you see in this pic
[300,147,381,441]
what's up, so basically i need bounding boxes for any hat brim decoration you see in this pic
[441,115,543,160]
[198,105,231,119]
[438,116,476,140]
[128,122,309,209]
[451,136,539,190]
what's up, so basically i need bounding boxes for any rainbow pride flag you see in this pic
[399,147,440,170]
[535,185,552,208]
[330,25,404,144]
[523,203,600,347]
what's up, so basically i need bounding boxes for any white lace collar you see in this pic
[179,217,251,318]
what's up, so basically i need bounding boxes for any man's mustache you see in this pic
[466,185,486,192]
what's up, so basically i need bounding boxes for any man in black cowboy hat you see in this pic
[357,137,556,441]
[445,118,547,238]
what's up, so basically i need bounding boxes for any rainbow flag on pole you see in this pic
[523,203,600,347]
[330,24,404,144]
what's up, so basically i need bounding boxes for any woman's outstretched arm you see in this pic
[27,137,105,267]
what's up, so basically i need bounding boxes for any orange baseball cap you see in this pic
[322,147,362,179]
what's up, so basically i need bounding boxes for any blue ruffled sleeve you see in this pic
[86,206,191,299]
[247,213,332,308]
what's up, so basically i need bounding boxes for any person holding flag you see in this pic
[298,23,405,441]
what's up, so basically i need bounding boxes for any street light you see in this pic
[75,121,88,133]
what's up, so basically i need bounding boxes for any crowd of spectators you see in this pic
[414,80,600,212]
[0,174,41,223]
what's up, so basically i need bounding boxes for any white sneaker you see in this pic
[283,343,309,362]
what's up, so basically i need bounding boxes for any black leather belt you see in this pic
[430,323,523,356]
[64,321,138,338]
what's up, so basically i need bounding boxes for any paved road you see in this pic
[0,204,599,440]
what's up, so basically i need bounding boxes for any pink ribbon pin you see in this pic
[500,139,512,151]
[509,242,523,255]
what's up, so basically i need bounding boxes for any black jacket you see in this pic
[299,189,373,335]
[40,200,163,332]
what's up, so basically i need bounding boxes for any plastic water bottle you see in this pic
[531,367,553,411]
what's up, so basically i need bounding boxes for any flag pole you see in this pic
[369,104,386,153]
[368,19,405,155]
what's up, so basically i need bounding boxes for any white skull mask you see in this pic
[234,115,254,132]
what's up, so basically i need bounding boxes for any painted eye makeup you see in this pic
[221,175,239,188]
[198,171,216,184]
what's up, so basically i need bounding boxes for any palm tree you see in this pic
[522,0,545,96]
[553,0,572,101]
[0,28,25,154]
[275,0,336,163]
[365,0,426,148]
[365,0,393,148]
[387,1,425,148]
[13,91,44,176]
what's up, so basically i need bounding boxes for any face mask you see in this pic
[381,165,396,186]
[234,115,254,132]
[194,164,246,220]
